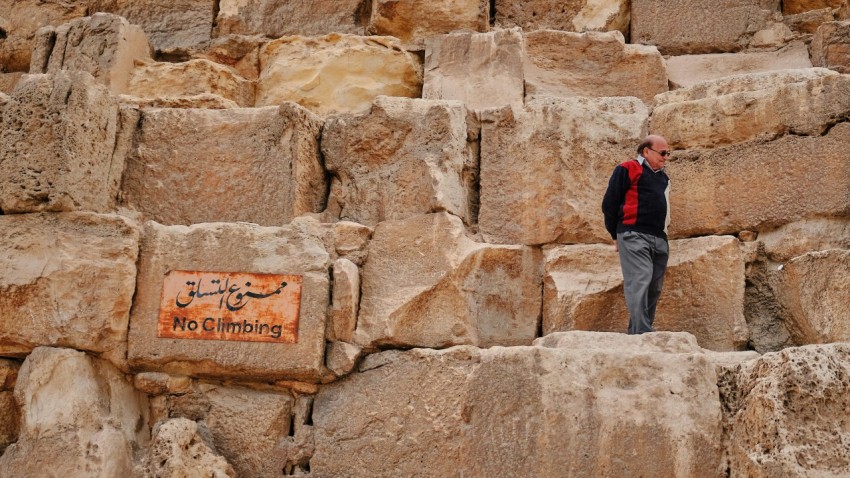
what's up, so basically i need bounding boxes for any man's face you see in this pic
[644,139,670,171]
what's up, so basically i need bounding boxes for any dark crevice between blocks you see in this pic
[355,0,373,30]
[490,0,496,26]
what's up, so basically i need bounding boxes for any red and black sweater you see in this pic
[602,157,671,241]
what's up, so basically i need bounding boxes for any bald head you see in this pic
[637,134,669,171]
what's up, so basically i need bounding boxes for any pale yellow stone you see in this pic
[0,0,88,72]
[127,59,255,107]
[257,34,422,117]
[215,0,367,38]
[138,418,236,477]
[369,0,490,48]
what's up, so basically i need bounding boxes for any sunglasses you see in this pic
[648,147,671,157]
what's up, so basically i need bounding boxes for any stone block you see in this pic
[257,34,422,116]
[775,250,850,344]
[34,13,152,95]
[721,344,850,476]
[328,258,359,343]
[783,0,848,14]
[0,358,20,455]
[322,96,472,226]
[759,218,850,262]
[543,236,748,351]
[783,8,836,35]
[667,122,850,237]
[524,30,667,103]
[495,0,630,35]
[121,102,325,226]
[88,0,215,54]
[0,72,24,94]
[138,418,236,477]
[369,0,490,49]
[0,71,135,214]
[127,219,332,382]
[353,212,543,349]
[479,96,647,245]
[423,28,525,111]
[665,43,813,89]
[631,0,780,55]
[0,213,139,366]
[190,34,265,80]
[326,341,362,377]
[215,0,368,38]
[812,21,850,73]
[118,93,240,109]
[652,69,850,149]
[0,0,88,73]
[313,332,723,477]
[127,59,255,107]
[0,347,149,476]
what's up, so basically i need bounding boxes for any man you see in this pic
[601,134,671,335]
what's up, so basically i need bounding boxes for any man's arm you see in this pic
[601,165,629,241]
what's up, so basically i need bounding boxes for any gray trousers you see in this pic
[617,230,669,335]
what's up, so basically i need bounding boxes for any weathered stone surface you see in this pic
[0,347,149,476]
[666,43,813,89]
[479,96,647,245]
[322,96,472,226]
[783,8,836,35]
[34,13,152,95]
[215,0,368,38]
[631,0,780,55]
[759,218,850,262]
[138,418,236,477]
[257,34,422,116]
[313,332,723,477]
[165,383,293,477]
[121,103,325,226]
[774,250,850,344]
[812,21,850,73]
[0,213,139,366]
[0,71,135,213]
[783,0,848,14]
[88,0,215,54]
[133,372,192,396]
[423,28,524,111]
[127,59,255,107]
[118,93,240,109]
[127,219,331,381]
[0,359,20,454]
[328,258,359,343]
[656,68,835,105]
[721,344,850,476]
[0,72,24,94]
[0,0,88,73]
[652,70,850,149]
[325,341,362,377]
[495,0,630,35]
[524,30,667,103]
[332,221,373,266]
[667,122,850,237]
[279,395,314,475]
[190,34,265,80]
[543,236,748,351]
[353,213,542,349]
[369,0,490,48]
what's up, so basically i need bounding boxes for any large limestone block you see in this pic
[668,122,850,237]
[722,344,850,476]
[759,218,850,262]
[33,13,152,95]
[257,34,422,116]
[0,347,149,476]
[631,0,780,55]
[322,96,472,226]
[313,332,724,477]
[127,59,255,107]
[0,213,139,365]
[524,30,667,103]
[666,43,813,89]
[138,418,236,477]
[495,0,630,35]
[0,0,88,73]
[0,359,20,454]
[127,219,331,381]
[774,250,850,344]
[423,28,525,111]
[0,71,134,213]
[121,103,325,226]
[783,0,848,14]
[479,96,647,245]
[369,0,490,48]
[543,236,748,351]
[190,34,266,80]
[215,0,368,38]
[783,8,837,35]
[165,383,293,477]
[88,0,215,54]
[353,212,542,349]
[812,21,850,73]
[652,70,850,149]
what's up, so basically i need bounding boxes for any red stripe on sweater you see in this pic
[622,160,643,225]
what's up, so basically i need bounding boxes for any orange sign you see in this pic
[157,271,302,343]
